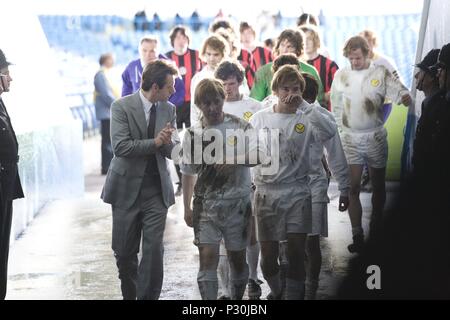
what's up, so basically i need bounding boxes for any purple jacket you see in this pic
[121,54,185,106]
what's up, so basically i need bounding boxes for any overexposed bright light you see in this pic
[19,0,423,18]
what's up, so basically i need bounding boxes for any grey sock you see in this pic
[265,272,282,298]
[305,279,319,300]
[197,270,218,300]
[285,278,305,300]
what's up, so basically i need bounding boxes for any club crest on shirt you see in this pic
[295,123,305,134]
[227,135,237,146]
[243,111,253,121]
[179,66,187,76]
[371,79,380,87]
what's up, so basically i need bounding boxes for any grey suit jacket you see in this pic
[94,69,116,120]
[101,91,179,209]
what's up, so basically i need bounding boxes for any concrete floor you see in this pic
[5,136,395,300]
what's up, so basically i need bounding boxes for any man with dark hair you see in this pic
[412,44,450,198]
[94,53,119,175]
[300,25,339,110]
[214,60,263,300]
[0,49,24,300]
[239,21,273,71]
[300,73,350,299]
[210,18,257,88]
[413,49,441,108]
[250,29,324,106]
[166,26,202,196]
[102,60,180,300]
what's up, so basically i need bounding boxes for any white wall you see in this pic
[0,3,84,240]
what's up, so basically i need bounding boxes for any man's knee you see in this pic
[350,183,361,196]
[199,245,219,270]
[227,250,247,274]
[114,254,138,277]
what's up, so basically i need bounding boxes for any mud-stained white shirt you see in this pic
[180,114,254,200]
[223,95,263,122]
[249,100,337,186]
[330,63,409,132]
[372,52,403,84]
[298,105,350,202]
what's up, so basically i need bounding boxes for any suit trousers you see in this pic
[112,175,168,300]
[100,119,113,174]
[0,196,13,300]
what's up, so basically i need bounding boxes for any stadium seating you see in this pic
[38,13,420,138]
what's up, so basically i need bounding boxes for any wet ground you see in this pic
[6,136,398,300]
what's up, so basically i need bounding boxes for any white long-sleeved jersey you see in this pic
[249,100,337,187]
[330,63,409,132]
[223,95,263,121]
[190,69,251,127]
[298,104,350,203]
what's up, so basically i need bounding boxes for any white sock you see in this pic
[217,255,230,297]
[285,278,305,300]
[246,243,260,280]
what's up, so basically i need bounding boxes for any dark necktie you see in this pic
[148,104,156,139]
[143,103,159,177]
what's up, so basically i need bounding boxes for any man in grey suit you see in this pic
[101,60,179,300]
[94,53,119,174]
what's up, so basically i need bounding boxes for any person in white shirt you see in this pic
[190,35,229,127]
[214,60,264,299]
[330,36,412,253]
[181,78,262,300]
[250,65,336,299]
[301,73,350,299]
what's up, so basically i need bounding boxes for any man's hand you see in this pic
[401,94,412,107]
[184,207,193,228]
[281,93,303,105]
[338,195,349,212]
[155,122,176,147]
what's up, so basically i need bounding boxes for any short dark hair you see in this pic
[239,21,255,36]
[209,19,234,34]
[274,29,305,57]
[272,53,299,73]
[297,13,318,26]
[141,60,178,91]
[98,53,113,66]
[169,25,191,47]
[301,73,319,103]
[214,60,245,83]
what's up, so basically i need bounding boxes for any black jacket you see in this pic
[0,97,24,201]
